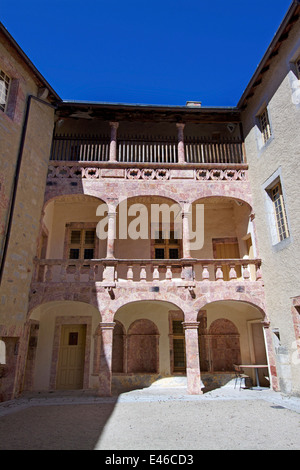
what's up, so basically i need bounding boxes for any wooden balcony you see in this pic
[50,134,245,165]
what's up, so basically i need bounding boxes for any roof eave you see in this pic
[237,0,300,109]
[0,22,61,102]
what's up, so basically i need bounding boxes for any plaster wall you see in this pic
[241,19,300,394]
[30,301,100,390]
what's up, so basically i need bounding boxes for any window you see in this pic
[69,229,96,259]
[259,108,272,144]
[153,230,180,259]
[0,69,11,112]
[270,181,290,242]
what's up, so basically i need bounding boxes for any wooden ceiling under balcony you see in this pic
[55,101,241,124]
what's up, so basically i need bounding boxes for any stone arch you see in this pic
[110,294,189,323]
[190,191,253,210]
[127,319,160,373]
[43,193,107,212]
[193,295,267,323]
[28,291,101,318]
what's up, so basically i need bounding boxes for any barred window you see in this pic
[259,108,272,144]
[0,69,11,112]
[270,182,290,242]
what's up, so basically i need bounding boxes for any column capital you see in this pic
[109,121,119,129]
[180,201,192,216]
[182,321,200,330]
[99,322,116,330]
[176,122,185,130]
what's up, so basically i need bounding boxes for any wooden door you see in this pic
[214,240,241,280]
[56,324,86,390]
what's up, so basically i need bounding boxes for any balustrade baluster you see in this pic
[89,263,95,281]
[127,265,133,281]
[166,265,172,281]
[202,265,210,281]
[256,262,262,281]
[215,264,224,281]
[242,264,250,280]
[140,265,147,281]
[74,264,80,282]
[153,265,159,281]
[45,264,53,282]
[60,263,67,282]
[229,264,237,280]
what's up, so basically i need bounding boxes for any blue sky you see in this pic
[1,0,293,107]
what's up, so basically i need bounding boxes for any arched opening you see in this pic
[190,196,256,282]
[115,195,182,281]
[112,300,184,392]
[197,300,269,388]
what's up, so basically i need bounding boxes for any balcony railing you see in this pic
[50,134,245,165]
[33,258,262,284]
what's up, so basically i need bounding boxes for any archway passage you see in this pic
[112,300,186,393]
[197,300,270,389]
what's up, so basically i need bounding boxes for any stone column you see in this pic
[176,123,185,164]
[109,122,119,162]
[182,203,191,259]
[183,321,203,394]
[106,208,116,259]
[98,322,115,396]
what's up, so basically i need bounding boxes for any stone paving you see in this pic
[0,380,300,450]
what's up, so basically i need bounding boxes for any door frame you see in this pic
[50,316,92,390]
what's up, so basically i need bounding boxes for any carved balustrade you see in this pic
[33,258,262,284]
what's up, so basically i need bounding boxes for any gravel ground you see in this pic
[0,381,300,451]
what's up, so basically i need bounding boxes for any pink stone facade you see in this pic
[3,4,300,401]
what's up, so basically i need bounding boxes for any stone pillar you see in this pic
[106,209,116,259]
[109,122,119,162]
[98,322,115,396]
[176,123,185,164]
[183,321,203,394]
[182,203,191,259]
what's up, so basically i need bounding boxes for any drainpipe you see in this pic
[0,94,57,285]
